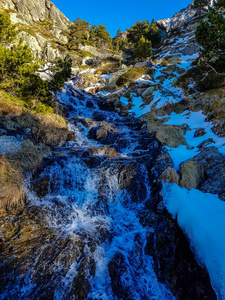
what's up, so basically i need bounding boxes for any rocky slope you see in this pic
[158,0,214,30]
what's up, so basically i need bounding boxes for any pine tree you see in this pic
[68,18,91,50]
[191,0,210,17]
[89,24,112,49]
[195,6,225,59]
[0,12,17,43]
[134,36,152,60]
[127,20,161,48]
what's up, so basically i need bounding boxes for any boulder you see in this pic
[31,175,51,197]
[88,126,118,145]
[194,128,206,138]
[180,147,225,199]
[155,125,188,148]
[179,160,205,190]
[142,86,155,98]
[197,138,215,149]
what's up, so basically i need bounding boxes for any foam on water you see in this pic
[23,81,176,299]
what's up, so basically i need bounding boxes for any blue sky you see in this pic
[51,0,191,37]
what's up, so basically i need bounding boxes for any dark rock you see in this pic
[31,175,51,197]
[194,128,206,138]
[118,162,149,202]
[108,253,135,300]
[145,209,217,300]
[83,156,104,168]
[197,138,215,149]
[88,126,118,145]
[88,126,108,140]
[92,111,106,121]
[86,100,94,108]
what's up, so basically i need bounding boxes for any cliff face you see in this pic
[158,3,195,30]
[0,0,70,29]
[0,0,73,63]
[158,0,214,30]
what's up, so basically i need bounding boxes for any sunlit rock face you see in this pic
[0,0,70,29]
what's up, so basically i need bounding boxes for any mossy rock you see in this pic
[155,125,188,148]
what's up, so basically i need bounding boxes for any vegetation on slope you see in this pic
[179,0,225,92]
[0,12,73,211]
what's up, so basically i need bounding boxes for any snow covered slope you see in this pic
[158,0,214,30]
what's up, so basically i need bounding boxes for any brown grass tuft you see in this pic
[0,154,25,211]
[161,167,179,184]
[0,90,25,116]
[12,140,46,172]
[179,160,205,190]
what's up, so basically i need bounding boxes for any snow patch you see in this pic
[163,183,225,299]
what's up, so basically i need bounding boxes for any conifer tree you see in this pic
[0,12,17,43]
[134,36,152,60]
[195,4,225,60]
[191,0,210,17]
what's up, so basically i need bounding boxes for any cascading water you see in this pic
[1,79,216,300]
[11,80,174,300]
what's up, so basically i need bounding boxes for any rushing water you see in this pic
[1,81,175,300]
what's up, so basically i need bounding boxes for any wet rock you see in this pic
[31,175,51,197]
[108,253,135,300]
[88,126,118,145]
[83,155,104,168]
[86,100,94,108]
[90,145,117,157]
[69,256,94,300]
[88,126,108,140]
[151,148,174,180]
[194,128,206,138]
[118,162,149,202]
[145,209,217,300]
[92,111,106,121]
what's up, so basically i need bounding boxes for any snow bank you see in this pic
[163,183,225,298]
[160,110,225,169]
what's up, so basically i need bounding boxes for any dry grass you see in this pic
[161,167,179,184]
[0,90,25,116]
[210,98,225,120]
[116,66,151,87]
[179,160,205,190]
[15,112,69,147]
[97,62,119,75]
[0,154,25,211]
[36,112,67,129]
[12,140,46,172]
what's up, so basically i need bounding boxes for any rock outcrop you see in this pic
[0,0,72,62]
[0,0,70,29]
